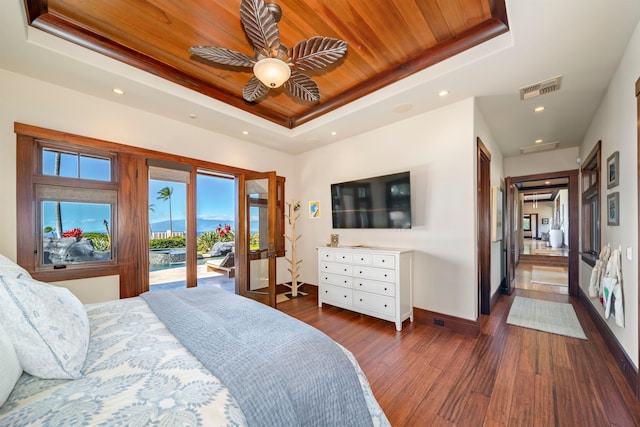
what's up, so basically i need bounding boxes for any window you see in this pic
[16,133,119,280]
[37,145,117,269]
[581,141,601,265]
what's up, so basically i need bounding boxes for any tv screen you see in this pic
[331,171,411,229]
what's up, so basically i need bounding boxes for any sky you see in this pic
[41,149,236,234]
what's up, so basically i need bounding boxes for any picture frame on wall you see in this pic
[607,192,620,226]
[607,151,619,189]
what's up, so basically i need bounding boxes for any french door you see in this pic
[236,171,278,307]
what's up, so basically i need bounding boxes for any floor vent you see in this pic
[520,75,562,100]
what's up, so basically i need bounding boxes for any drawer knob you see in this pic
[359,271,362,274]
[344,280,348,284]
[382,260,385,263]
[344,295,348,298]
[359,283,362,287]
[360,298,363,302]
[384,274,388,277]
[360,258,364,261]
[325,290,328,293]
[384,287,388,291]
[384,304,388,308]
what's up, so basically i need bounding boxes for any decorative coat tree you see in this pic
[284,200,302,297]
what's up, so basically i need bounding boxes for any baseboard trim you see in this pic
[414,307,480,338]
[578,287,638,398]
[490,286,501,311]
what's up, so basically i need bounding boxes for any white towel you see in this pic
[602,248,624,328]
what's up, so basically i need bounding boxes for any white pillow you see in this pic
[0,276,89,379]
[0,253,32,280]
[0,322,22,406]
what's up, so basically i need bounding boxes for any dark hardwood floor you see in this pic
[277,289,640,426]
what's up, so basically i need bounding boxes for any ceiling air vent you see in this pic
[519,75,563,100]
[519,141,559,154]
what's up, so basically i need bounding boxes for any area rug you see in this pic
[530,266,568,286]
[507,296,587,340]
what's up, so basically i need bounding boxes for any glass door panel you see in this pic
[237,172,277,306]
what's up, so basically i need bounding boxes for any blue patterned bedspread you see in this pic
[0,289,389,426]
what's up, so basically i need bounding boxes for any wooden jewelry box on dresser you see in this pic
[317,246,413,331]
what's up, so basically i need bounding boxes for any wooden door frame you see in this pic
[506,170,579,296]
[504,177,516,295]
[635,76,639,397]
[477,138,491,315]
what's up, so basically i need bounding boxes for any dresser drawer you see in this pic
[320,272,352,288]
[353,290,395,317]
[318,250,335,262]
[320,261,353,275]
[354,265,394,282]
[353,278,395,296]
[373,254,395,268]
[322,285,353,306]
[352,252,373,265]
[333,251,353,263]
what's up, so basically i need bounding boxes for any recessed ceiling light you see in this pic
[112,88,125,95]
[331,131,337,136]
[438,90,449,97]
[545,181,551,185]
[242,130,249,135]
[534,106,545,112]
[307,137,320,144]
[189,113,197,119]
[535,139,543,144]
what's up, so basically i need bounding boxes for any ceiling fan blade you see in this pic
[284,71,319,102]
[289,37,348,71]
[243,76,270,102]
[240,0,281,57]
[189,46,255,67]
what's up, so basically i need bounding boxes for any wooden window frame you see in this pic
[15,122,285,297]
[580,141,601,266]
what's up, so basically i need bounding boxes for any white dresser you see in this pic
[317,246,413,331]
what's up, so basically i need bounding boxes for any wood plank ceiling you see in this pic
[24,0,508,128]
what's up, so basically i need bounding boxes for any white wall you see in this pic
[475,103,506,299]
[0,68,295,303]
[295,98,480,321]
[503,146,580,177]
[578,20,640,368]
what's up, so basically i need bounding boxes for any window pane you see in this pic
[42,201,112,265]
[80,155,111,181]
[43,149,78,178]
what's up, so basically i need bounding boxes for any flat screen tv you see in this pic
[331,171,411,229]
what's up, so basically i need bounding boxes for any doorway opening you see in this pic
[505,171,578,296]
[148,166,236,292]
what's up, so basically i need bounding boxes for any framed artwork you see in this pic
[491,186,503,241]
[309,201,320,218]
[607,192,620,226]
[542,218,549,225]
[607,151,619,189]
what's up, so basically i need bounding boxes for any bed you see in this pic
[0,255,389,426]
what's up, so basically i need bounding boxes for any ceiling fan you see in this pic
[189,0,348,103]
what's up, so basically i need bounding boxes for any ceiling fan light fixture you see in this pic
[253,58,291,88]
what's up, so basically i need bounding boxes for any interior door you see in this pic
[504,177,516,295]
[236,171,277,307]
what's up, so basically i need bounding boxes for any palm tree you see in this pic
[156,187,174,235]
[148,203,155,234]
